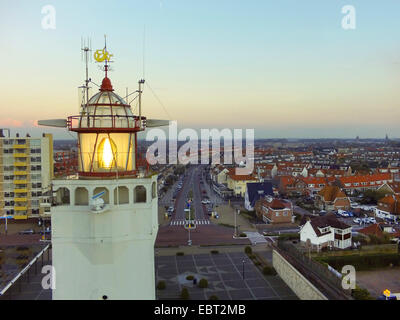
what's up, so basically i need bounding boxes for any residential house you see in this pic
[315,186,351,211]
[255,197,293,224]
[278,176,307,196]
[377,182,400,195]
[226,172,258,197]
[358,223,400,239]
[375,194,400,222]
[299,213,352,250]
[338,173,392,195]
[244,181,274,211]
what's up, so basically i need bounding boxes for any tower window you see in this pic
[134,185,146,203]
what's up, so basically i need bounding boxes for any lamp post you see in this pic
[233,206,240,238]
[242,259,245,280]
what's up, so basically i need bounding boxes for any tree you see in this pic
[360,189,387,205]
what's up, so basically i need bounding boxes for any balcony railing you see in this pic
[13,180,27,184]
[68,115,147,132]
[13,153,27,158]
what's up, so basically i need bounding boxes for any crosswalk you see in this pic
[244,231,268,244]
[169,219,210,226]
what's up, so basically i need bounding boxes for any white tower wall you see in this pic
[51,176,158,300]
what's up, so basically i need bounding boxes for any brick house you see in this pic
[338,173,392,195]
[315,186,351,211]
[255,197,293,224]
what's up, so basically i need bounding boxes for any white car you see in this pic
[353,218,361,224]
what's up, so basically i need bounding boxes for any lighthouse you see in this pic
[39,42,168,299]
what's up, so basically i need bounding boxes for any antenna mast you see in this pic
[81,37,92,112]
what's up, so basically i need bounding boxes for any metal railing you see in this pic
[0,244,51,300]
[67,115,147,130]
[275,240,352,300]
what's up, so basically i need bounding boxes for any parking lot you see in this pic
[155,251,298,300]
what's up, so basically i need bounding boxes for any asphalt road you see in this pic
[170,165,209,221]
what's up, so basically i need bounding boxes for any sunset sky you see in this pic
[1,0,400,139]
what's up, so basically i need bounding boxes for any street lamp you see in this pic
[242,259,245,280]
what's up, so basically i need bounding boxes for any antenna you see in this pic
[142,25,146,79]
[81,37,92,109]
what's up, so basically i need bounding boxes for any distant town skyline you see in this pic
[1,1,400,139]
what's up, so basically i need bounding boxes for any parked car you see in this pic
[19,229,34,235]
[353,218,361,224]
[368,217,376,224]
[39,227,51,235]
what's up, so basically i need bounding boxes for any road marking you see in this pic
[169,219,210,226]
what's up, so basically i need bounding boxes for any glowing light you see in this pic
[98,137,116,169]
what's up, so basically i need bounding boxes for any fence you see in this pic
[0,244,51,300]
[276,240,352,298]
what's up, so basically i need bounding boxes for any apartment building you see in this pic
[0,130,53,218]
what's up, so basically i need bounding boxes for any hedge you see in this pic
[181,288,190,300]
[316,253,400,271]
[244,246,252,255]
[262,266,277,275]
[156,281,166,290]
[198,278,208,288]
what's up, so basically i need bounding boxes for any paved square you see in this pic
[156,251,298,300]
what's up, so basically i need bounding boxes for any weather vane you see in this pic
[94,35,114,76]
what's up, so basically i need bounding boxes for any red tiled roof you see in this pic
[318,186,347,202]
[358,223,384,237]
[339,173,391,187]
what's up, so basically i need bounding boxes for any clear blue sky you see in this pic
[1,0,400,139]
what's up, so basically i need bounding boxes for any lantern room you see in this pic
[68,76,146,178]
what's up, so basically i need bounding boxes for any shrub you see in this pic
[239,233,247,238]
[180,287,190,300]
[278,233,300,241]
[176,252,185,256]
[254,261,261,266]
[198,278,208,288]
[211,250,219,254]
[262,266,277,275]
[352,287,372,300]
[186,275,194,281]
[209,295,219,300]
[156,281,166,290]
[249,254,256,260]
[244,246,252,255]
[316,253,400,271]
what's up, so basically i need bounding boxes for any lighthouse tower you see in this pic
[39,44,166,300]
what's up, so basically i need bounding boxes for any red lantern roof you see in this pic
[100,76,113,91]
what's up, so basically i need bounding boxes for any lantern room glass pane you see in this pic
[79,133,135,173]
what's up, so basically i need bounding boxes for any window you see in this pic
[75,187,89,205]
[134,185,146,203]
[152,182,156,199]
